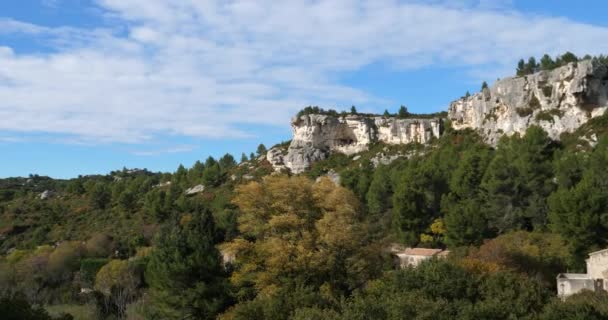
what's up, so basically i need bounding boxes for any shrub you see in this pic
[529,94,541,109]
[516,107,534,117]
[542,85,553,98]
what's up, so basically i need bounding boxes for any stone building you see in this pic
[557,248,608,298]
[390,245,449,268]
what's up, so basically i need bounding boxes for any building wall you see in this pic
[587,250,608,284]
[395,254,433,268]
[557,278,595,297]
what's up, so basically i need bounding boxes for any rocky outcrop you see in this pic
[39,190,53,200]
[449,60,608,145]
[185,184,205,195]
[270,114,442,173]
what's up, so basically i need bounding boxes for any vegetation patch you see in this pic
[542,85,553,97]
[529,94,541,109]
[516,107,534,117]
[535,109,564,123]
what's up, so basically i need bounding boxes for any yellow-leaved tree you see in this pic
[221,176,388,308]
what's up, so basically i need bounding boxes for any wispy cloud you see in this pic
[129,144,198,156]
[0,0,608,144]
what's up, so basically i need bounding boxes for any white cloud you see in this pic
[129,144,198,156]
[1,0,608,143]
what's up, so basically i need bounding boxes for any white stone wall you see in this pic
[395,254,432,268]
[557,277,595,297]
[587,250,608,284]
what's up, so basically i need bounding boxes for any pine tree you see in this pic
[398,105,409,118]
[481,81,488,90]
[146,209,230,319]
[560,52,578,65]
[540,54,555,70]
[219,153,236,170]
[350,105,357,114]
[256,144,267,156]
[526,57,538,74]
[516,59,526,76]
[240,153,248,163]
[383,109,390,117]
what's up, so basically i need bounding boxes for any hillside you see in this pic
[2,54,608,319]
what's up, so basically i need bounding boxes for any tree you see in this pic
[222,176,386,318]
[146,208,230,320]
[256,144,267,156]
[398,105,409,118]
[219,153,237,170]
[481,126,555,233]
[95,259,142,318]
[383,109,390,117]
[560,51,578,65]
[516,59,526,76]
[0,294,71,320]
[48,241,82,284]
[366,165,392,218]
[85,233,114,258]
[202,162,223,187]
[526,56,538,74]
[548,170,608,259]
[442,148,492,246]
[240,153,248,163]
[540,54,555,70]
[89,182,111,210]
[350,105,357,114]
[539,291,608,320]
[481,81,488,90]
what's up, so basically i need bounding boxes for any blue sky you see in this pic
[2,0,608,178]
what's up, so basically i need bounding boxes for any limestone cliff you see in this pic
[448,60,608,145]
[268,114,442,173]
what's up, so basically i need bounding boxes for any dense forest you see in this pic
[2,110,608,319]
[3,93,608,318]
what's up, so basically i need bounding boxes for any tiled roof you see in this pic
[403,248,443,256]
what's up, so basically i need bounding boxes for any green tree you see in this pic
[146,208,230,320]
[481,126,555,233]
[398,105,409,118]
[219,154,236,170]
[0,294,70,320]
[95,259,142,318]
[540,54,555,70]
[516,59,526,76]
[481,81,488,90]
[526,56,538,74]
[256,144,267,156]
[202,162,223,187]
[442,149,492,246]
[560,51,578,65]
[350,105,357,114]
[89,182,111,210]
[383,109,390,117]
[540,291,608,320]
[240,153,248,163]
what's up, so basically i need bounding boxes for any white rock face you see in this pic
[449,60,608,145]
[39,190,53,200]
[185,184,205,195]
[276,114,442,173]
